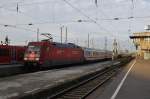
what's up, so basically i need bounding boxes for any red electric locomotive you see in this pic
[24,41,84,67]
[0,45,26,64]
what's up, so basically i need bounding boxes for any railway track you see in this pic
[10,57,132,99]
[49,66,119,99]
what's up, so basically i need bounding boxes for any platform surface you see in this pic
[0,61,114,99]
[114,59,150,99]
[0,64,22,68]
[87,59,150,99]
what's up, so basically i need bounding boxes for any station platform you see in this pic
[114,59,150,99]
[0,64,23,77]
[0,64,22,69]
[0,61,115,99]
[87,58,150,99]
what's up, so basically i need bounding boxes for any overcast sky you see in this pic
[0,0,150,51]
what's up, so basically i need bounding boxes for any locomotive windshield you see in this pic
[24,45,41,61]
[27,45,41,52]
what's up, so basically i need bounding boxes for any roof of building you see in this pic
[130,32,150,39]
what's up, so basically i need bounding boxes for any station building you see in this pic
[130,32,150,59]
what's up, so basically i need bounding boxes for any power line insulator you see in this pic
[114,18,119,20]
[78,20,82,22]
[4,25,8,27]
[128,16,134,19]
[28,23,33,25]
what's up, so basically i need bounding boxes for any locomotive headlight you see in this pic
[24,57,27,60]
[35,58,39,61]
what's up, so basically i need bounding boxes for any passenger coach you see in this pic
[83,48,112,61]
[0,45,26,64]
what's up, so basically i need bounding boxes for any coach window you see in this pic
[0,49,9,56]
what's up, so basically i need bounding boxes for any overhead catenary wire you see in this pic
[128,0,135,34]
[98,15,150,21]
[1,0,148,22]
[0,0,148,43]
[0,0,111,35]
[0,22,77,43]
[0,23,37,32]
[0,0,24,8]
[3,0,147,27]
[95,0,117,37]
[61,0,111,34]
[15,20,80,26]
[1,7,49,24]
[0,1,57,26]
[14,15,150,27]
[0,0,52,8]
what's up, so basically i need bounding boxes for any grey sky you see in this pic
[0,0,149,51]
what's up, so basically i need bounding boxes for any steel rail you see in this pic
[49,66,118,99]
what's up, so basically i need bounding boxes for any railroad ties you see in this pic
[51,67,118,99]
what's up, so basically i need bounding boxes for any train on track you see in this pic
[0,45,26,64]
[24,40,112,68]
